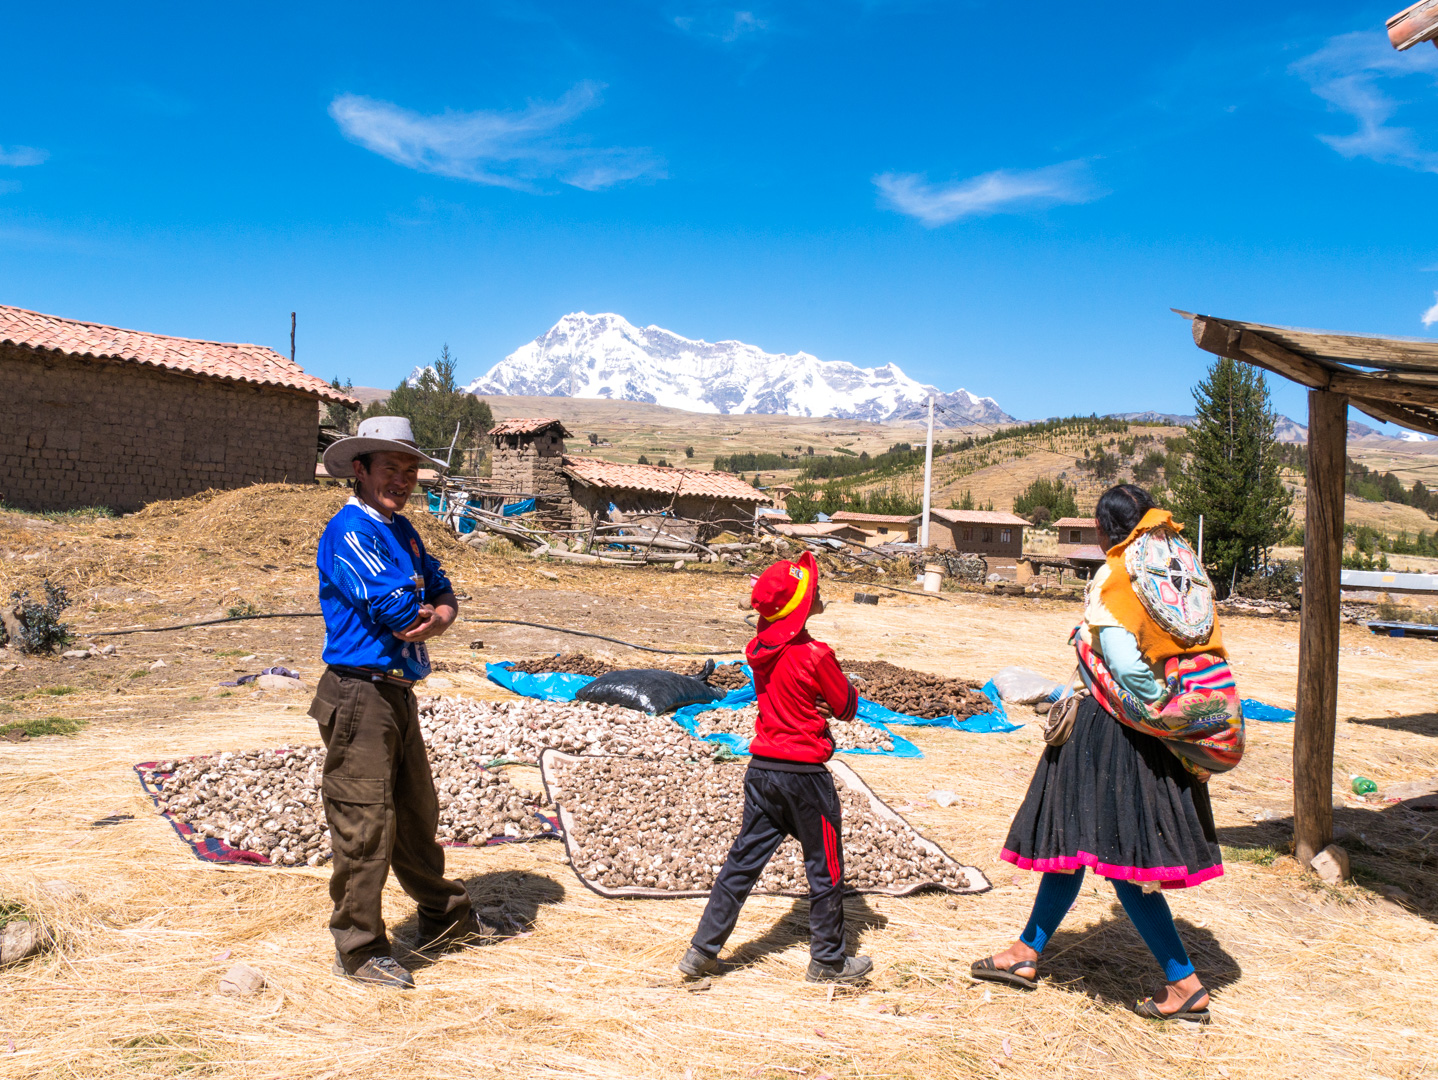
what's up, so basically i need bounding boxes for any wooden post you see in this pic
[1294,388,1347,865]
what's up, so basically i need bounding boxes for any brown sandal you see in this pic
[1134,988,1211,1024]
[970,955,1038,990]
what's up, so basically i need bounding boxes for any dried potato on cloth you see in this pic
[539,750,990,899]
[135,742,558,868]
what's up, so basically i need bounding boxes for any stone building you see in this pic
[0,303,357,513]
[488,418,574,508]
[916,508,1028,557]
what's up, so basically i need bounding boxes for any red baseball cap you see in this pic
[750,551,820,647]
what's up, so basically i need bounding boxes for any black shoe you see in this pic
[805,955,873,984]
[678,946,720,978]
[416,908,505,952]
[333,952,415,989]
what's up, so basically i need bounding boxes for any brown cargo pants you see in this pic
[309,668,470,968]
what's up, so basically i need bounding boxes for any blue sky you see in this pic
[4,2,1438,429]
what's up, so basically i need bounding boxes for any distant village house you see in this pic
[0,303,357,513]
[1053,516,1103,557]
[916,508,1028,557]
[828,511,918,547]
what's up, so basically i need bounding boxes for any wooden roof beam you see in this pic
[1347,396,1438,436]
[1236,330,1334,390]
[1328,371,1438,407]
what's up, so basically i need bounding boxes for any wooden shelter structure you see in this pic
[1180,309,1438,864]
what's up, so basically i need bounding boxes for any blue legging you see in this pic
[1018,869,1195,982]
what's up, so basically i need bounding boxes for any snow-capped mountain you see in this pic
[463,313,1012,426]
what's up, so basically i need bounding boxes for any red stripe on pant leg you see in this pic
[821,816,840,886]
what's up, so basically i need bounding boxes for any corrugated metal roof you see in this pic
[489,417,574,437]
[0,303,357,405]
[923,508,1030,527]
[562,457,769,501]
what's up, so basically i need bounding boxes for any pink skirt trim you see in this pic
[1000,848,1224,890]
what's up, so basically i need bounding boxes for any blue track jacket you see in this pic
[317,497,453,681]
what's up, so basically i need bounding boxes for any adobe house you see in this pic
[829,511,918,547]
[918,509,1028,557]
[488,417,575,510]
[564,456,770,541]
[487,417,769,539]
[0,303,357,513]
[1053,516,1102,555]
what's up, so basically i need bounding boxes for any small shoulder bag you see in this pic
[1041,669,1087,747]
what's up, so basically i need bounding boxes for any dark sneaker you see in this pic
[678,946,720,978]
[333,952,415,989]
[805,955,873,984]
[416,908,505,953]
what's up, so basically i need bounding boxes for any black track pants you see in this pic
[691,766,847,965]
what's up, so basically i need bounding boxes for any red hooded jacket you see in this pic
[746,629,858,766]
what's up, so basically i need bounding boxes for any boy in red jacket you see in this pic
[679,552,873,984]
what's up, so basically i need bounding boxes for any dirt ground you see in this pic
[2,489,1437,1079]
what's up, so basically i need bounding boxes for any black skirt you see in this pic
[1001,696,1222,889]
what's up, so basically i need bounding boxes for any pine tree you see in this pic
[1171,358,1292,596]
[364,345,493,466]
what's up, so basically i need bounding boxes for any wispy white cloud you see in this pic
[1422,292,1438,326]
[329,83,663,192]
[1292,31,1438,172]
[0,180,20,195]
[0,145,48,167]
[672,6,768,43]
[873,161,1102,227]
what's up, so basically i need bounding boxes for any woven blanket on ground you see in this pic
[135,759,561,868]
[538,749,990,900]
[1072,636,1244,778]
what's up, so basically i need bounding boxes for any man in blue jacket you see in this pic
[311,416,485,989]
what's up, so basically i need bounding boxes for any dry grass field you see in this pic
[2,485,1437,1079]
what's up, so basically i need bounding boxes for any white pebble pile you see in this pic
[419,696,715,763]
[552,756,972,894]
[692,704,895,753]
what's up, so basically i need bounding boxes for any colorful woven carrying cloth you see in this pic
[1072,637,1244,778]
[1075,508,1243,779]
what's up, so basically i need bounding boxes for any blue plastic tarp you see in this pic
[502,499,536,517]
[1242,698,1295,723]
[485,662,594,702]
[857,680,1021,734]
[671,686,924,759]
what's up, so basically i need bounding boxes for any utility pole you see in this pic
[290,312,296,363]
[920,394,935,548]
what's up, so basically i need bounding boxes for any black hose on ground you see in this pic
[88,612,325,637]
[462,618,744,655]
[82,611,745,656]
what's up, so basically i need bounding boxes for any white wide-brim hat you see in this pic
[322,416,447,480]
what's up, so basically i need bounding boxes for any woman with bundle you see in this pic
[971,484,1244,1025]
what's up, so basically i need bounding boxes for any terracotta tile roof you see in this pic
[830,511,917,525]
[1052,517,1098,529]
[0,303,358,405]
[923,508,1030,527]
[489,417,574,437]
[562,457,769,502]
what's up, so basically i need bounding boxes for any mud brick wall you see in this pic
[0,345,319,513]
[491,430,571,502]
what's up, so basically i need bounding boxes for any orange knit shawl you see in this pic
[1097,508,1226,666]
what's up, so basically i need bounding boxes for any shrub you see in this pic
[1232,561,1302,607]
[6,581,73,654]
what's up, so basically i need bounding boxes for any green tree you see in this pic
[1013,477,1078,523]
[785,486,821,524]
[325,377,358,433]
[364,345,493,465]
[1170,358,1292,596]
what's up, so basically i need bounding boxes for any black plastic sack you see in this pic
[575,661,726,715]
